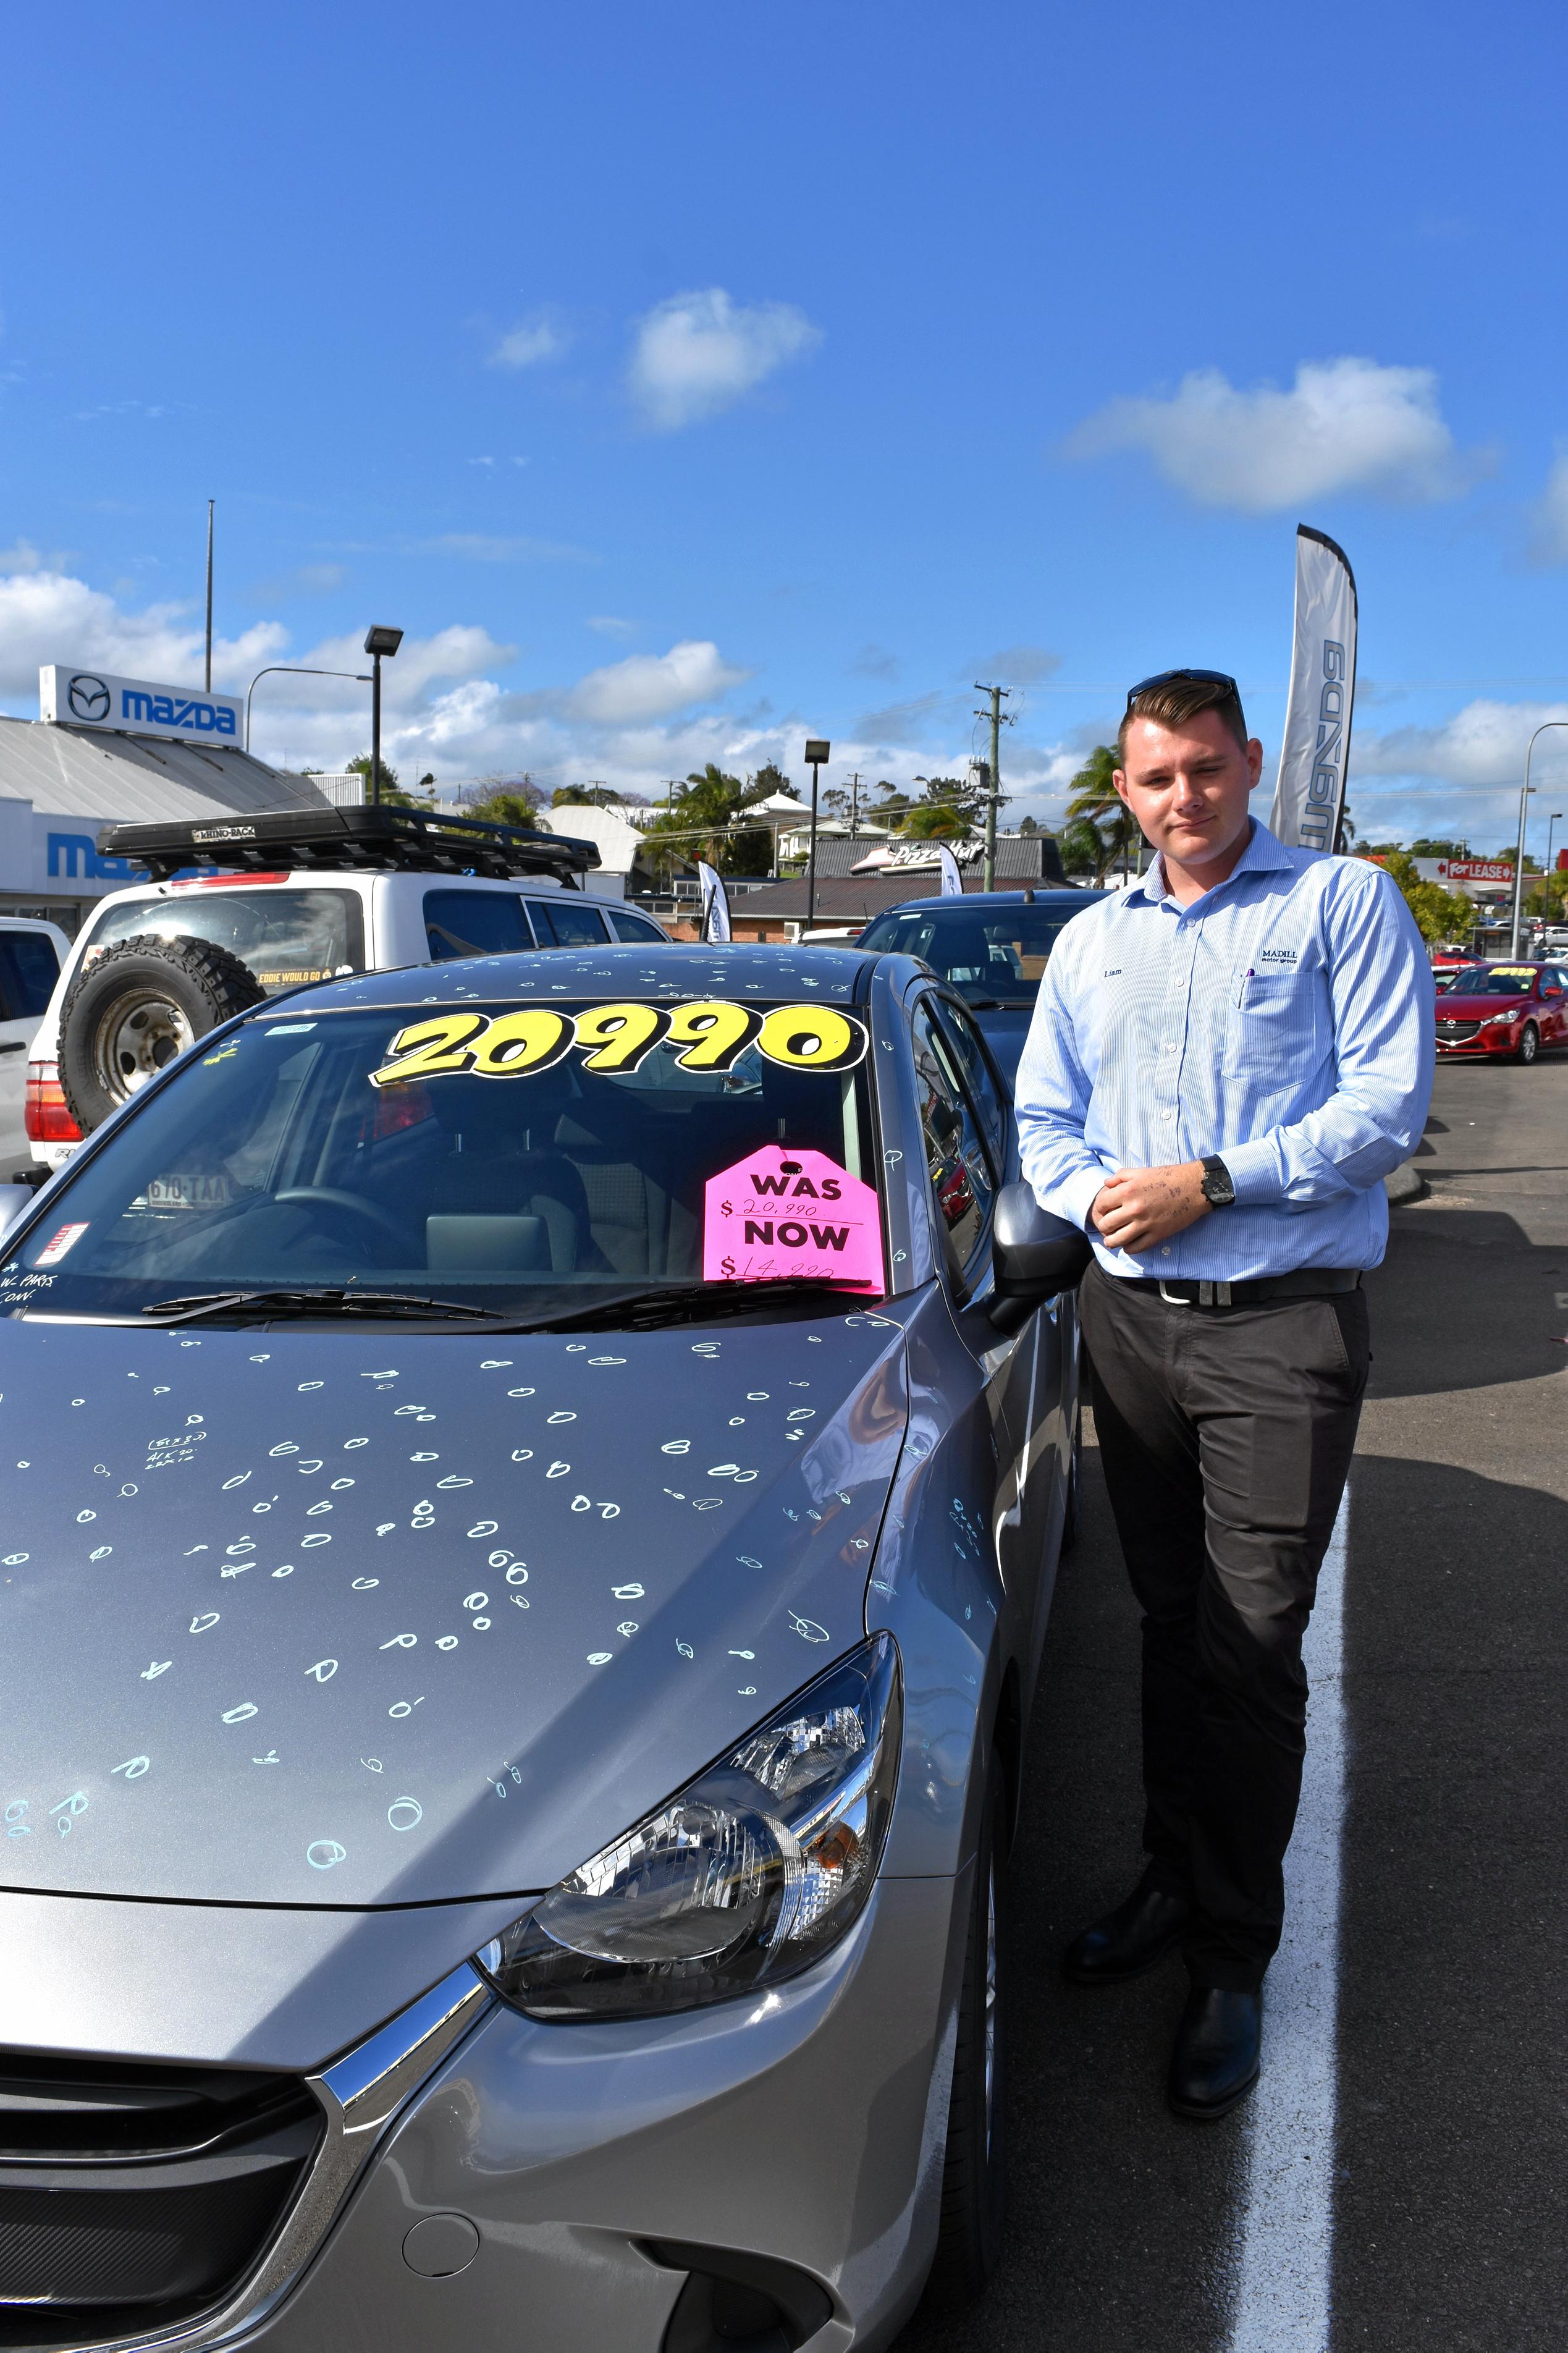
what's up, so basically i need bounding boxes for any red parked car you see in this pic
[1434,960,1568,1063]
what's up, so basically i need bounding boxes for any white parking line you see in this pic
[1226,1483,1349,2353]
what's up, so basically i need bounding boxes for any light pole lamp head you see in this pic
[804,738,830,767]
[364,625,403,659]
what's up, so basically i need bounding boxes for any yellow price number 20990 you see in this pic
[370,999,869,1089]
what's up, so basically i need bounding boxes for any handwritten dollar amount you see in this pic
[371,1000,869,1088]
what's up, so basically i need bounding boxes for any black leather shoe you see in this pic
[1063,1877,1189,1986]
[1167,1987,1261,2119]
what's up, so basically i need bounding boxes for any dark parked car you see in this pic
[854,889,1107,1081]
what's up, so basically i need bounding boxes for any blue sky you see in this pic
[3,0,1568,856]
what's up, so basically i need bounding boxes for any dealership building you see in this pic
[0,664,329,934]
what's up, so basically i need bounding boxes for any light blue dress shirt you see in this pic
[1014,820,1436,1281]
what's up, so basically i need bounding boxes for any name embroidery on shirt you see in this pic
[1258,947,1299,963]
[1102,967,1123,978]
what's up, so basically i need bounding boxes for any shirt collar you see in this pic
[1126,817,1291,910]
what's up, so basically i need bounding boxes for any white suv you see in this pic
[28,806,669,1169]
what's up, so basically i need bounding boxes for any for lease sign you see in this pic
[40,664,243,747]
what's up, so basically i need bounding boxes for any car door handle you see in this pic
[0,1041,25,1055]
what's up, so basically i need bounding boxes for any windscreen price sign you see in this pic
[40,664,243,746]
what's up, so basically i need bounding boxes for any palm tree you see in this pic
[1064,745,1145,883]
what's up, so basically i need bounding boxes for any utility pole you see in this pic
[847,772,862,839]
[972,683,1012,890]
[204,500,214,692]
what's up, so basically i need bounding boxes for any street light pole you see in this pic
[1512,722,1568,953]
[363,627,404,808]
[204,499,214,693]
[244,665,372,754]
[803,738,830,935]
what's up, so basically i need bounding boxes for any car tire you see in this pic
[1517,1021,1540,1065]
[922,1762,1008,2313]
[59,933,267,1134]
[1060,1401,1083,1554]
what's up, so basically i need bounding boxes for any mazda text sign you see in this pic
[40,664,243,746]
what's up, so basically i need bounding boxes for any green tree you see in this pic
[1064,745,1144,882]
[751,761,798,803]
[465,788,544,830]
[1372,850,1475,945]
[640,763,773,877]
[347,753,438,809]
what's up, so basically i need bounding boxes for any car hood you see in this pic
[0,1310,909,1907]
[1436,992,1530,1017]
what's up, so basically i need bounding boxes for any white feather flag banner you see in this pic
[937,844,964,897]
[1269,525,1357,854]
[697,860,731,942]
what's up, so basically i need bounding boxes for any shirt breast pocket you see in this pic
[1223,970,1323,1086]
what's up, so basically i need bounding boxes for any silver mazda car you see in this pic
[0,943,1085,2352]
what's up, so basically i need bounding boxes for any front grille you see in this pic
[1437,1020,1483,1043]
[0,2053,324,2350]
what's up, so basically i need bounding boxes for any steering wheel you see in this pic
[272,1188,412,1253]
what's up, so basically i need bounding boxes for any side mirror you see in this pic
[990,1181,1091,1327]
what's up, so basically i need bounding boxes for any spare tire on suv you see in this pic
[58,933,268,1134]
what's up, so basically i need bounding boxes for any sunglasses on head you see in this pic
[1124,667,1239,716]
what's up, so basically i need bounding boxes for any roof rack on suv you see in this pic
[96,805,601,886]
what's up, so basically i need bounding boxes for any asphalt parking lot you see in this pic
[897,1051,1568,2353]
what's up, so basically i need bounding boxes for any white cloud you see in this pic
[300,623,515,712]
[568,640,749,724]
[1067,357,1477,511]
[1356,697,1568,787]
[587,615,639,638]
[0,562,284,699]
[629,288,821,430]
[490,315,570,370]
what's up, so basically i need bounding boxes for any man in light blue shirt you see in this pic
[1015,667,1432,2119]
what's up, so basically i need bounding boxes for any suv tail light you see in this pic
[26,1060,82,1144]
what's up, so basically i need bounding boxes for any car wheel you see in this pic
[923,1762,1008,2312]
[1517,1022,1540,1065]
[59,934,267,1133]
[1060,1402,1083,1554]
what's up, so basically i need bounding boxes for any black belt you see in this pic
[1117,1267,1363,1308]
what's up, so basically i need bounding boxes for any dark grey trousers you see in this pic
[1078,1261,1370,1990]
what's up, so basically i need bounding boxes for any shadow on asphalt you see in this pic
[893,1426,1246,2353]
[895,1294,1568,2352]
[1369,1207,1568,1398]
[1334,1451,1568,2352]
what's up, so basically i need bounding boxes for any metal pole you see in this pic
[1511,722,1568,953]
[985,696,1000,892]
[806,760,820,931]
[204,500,214,693]
[371,653,382,808]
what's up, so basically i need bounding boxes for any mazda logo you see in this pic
[67,674,111,722]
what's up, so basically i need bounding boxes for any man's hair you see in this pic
[1118,674,1249,760]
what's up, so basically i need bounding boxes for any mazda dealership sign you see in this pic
[40,664,243,746]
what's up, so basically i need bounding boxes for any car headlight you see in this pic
[476,1635,901,2021]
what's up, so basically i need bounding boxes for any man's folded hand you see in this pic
[1091,1161,1212,1254]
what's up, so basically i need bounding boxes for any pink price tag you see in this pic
[702,1147,885,1293]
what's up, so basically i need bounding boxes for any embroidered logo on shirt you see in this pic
[1103,967,1123,978]
[1258,946,1299,963]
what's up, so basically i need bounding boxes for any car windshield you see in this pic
[856,902,1089,1005]
[0,994,883,1322]
[1456,966,1538,996]
[76,889,366,991]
